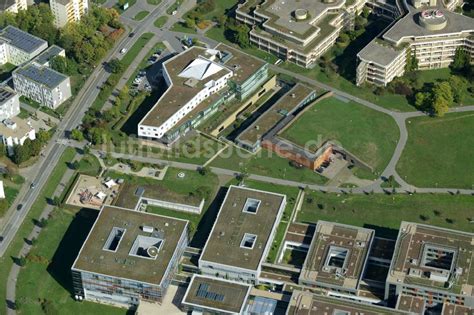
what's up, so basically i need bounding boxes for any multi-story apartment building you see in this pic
[71,205,189,308]
[12,63,72,109]
[357,0,474,86]
[386,222,474,312]
[138,44,270,144]
[0,0,27,13]
[199,186,286,284]
[236,0,366,68]
[0,26,47,66]
[50,0,89,28]
[299,221,375,300]
[0,86,20,120]
[0,117,35,155]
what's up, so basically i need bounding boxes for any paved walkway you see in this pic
[6,153,79,315]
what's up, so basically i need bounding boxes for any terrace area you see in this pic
[183,275,251,314]
[300,221,375,290]
[72,206,188,284]
[388,222,473,295]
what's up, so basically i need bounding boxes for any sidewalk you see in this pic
[5,154,79,315]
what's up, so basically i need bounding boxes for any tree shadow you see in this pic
[190,186,228,248]
[46,208,98,297]
[333,16,392,83]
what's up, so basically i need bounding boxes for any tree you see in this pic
[71,129,84,141]
[216,15,227,28]
[232,24,250,49]
[184,17,196,29]
[108,58,124,74]
[198,166,210,176]
[37,130,50,144]
[448,75,467,104]
[450,48,470,72]
[12,144,30,165]
[414,92,428,109]
[88,127,106,145]
[432,81,454,106]
[405,52,418,72]
[432,95,450,117]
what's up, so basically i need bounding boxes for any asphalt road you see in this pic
[0,0,177,257]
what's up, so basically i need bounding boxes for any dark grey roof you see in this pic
[0,26,47,53]
[33,45,64,66]
[15,64,68,89]
[0,0,15,11]
[0,86,16,103]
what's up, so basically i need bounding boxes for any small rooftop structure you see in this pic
[33,45,65,66]
[387,222,474,298]
[0,25,47,54]
[199,185,286,279]
[182,274,251,314]
[299,221,375,294]
[286,290,410,315]
[72,205,188,285]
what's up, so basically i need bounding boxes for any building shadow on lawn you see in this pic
[189,186,228,248]
[47,208,99,296]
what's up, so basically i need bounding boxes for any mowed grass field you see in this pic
[298,191,474,238]
[282,97,399,175]
[397,112,474,189]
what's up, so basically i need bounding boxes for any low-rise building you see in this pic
[357,0,474,86]
[386,221,474,311]
[0,86,20,120]
[0,0,27,14]
[299,221,375,299]
[32,45,66,67]
[236,0,366,68]
[71,205,189,308]
[199,185,286,284]
[0,116,35,156]
[50,0,89,28]
[138,44,269,144]
[12,62,72,109]
[182,274,252,314]
[286,290,410,315]
[0,26,47,66]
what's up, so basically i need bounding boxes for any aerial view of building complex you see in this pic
[0,0,472,314]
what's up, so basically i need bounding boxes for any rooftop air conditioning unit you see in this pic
[142,226,154,233]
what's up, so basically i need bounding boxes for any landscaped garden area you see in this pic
[210,146,327,185]
[282,97,399,176]
[298,191,474,239]
[396,111,474,189]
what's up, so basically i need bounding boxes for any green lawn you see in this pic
[170,21,197,34]
[147,0,161,4]
[0,175,24,217]
[133,10,149,21]
[210,146,327,185]
[77,154,102,176]
[397,112,474,189]
[15,208,124,314]
[0,147,76,312]
[298,191,474,238]
[154,15,168,28]
[282,97,399,175]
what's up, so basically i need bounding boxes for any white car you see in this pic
[120,48,127,54]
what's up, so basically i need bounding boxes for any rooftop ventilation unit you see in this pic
[142,226,154,233]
